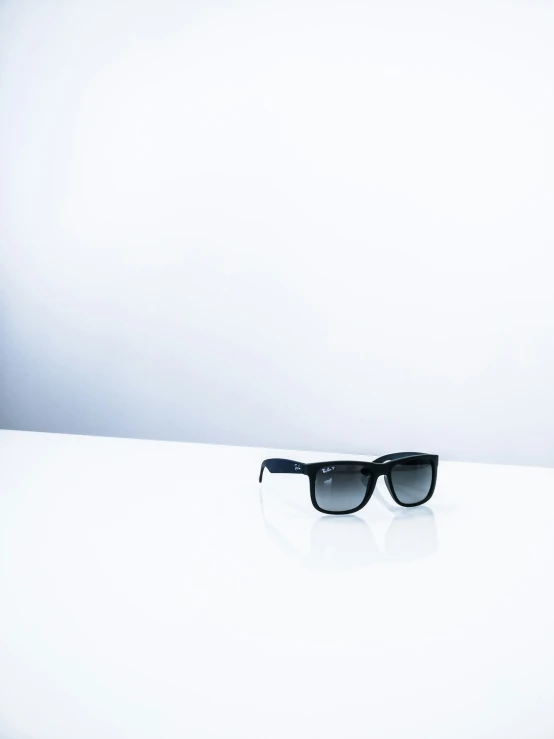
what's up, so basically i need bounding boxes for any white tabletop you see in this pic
[1,430,553,739]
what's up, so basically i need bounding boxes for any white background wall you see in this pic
[1,0,553,466]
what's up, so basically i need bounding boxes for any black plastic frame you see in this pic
[259,452,438,515]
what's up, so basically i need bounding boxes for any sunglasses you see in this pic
[259,452,438,514]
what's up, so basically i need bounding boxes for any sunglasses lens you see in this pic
[314,464,371,512]
[390,460,433,504]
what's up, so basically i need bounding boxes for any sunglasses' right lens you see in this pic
[314,464,371,512]
[390,459,433,504]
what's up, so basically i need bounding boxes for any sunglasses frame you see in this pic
[259,452,438,515]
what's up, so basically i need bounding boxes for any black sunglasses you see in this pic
[259,452,438,515]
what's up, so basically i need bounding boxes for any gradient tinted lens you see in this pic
[314,464,371,512]
[390,460,433,504]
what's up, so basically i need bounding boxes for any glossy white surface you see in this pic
[1,430,553,739]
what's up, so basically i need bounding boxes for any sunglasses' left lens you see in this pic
[390,459,434,505]
[314,464,371,512]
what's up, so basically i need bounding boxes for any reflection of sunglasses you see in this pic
[259,488,438,569]
[259,452,438,515]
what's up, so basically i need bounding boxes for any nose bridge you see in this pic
[362,462,389,482]
[373,463,388,482]
[368,463,393,498]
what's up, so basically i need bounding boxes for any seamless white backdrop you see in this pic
[1,0,553,466]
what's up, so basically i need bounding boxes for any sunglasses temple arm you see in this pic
[259,458,307,482]
[372,451,429,464]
